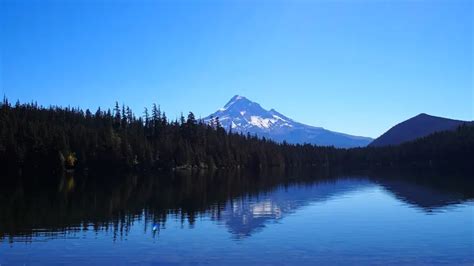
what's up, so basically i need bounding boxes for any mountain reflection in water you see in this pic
[218,178,374,238]
[1,169,472,242]
[1,169,473,265]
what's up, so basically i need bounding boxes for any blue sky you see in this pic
[1,0,472,138]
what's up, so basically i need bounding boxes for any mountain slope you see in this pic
[369,113,470,147]
[203,95,372,148]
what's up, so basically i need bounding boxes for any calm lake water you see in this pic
[1,169,473,265]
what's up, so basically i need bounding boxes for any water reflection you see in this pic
[0,169,472,242]
[374,173,474,211]
[218,178,374,238]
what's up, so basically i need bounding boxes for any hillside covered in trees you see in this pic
[0,99,472,178]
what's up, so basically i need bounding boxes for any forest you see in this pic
[0,98,472,178]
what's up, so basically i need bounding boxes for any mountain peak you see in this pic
[204,95,373,148]
[369,113,468,147]
[414,113,431,119]
[231,95,246,101]
[222,95,252,109]
[229,95,250,103]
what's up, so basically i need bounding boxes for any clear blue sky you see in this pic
[1,0,472,138]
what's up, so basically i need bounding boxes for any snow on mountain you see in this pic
[203,95,373,148]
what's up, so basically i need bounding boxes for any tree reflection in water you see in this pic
[0,168,472,243]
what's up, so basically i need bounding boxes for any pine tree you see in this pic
[180,112,185,125]
[121,104,127,128]
[1,97,472,178]
[187,112,196,125]
[143,107,149,127]
[114,102,121,129]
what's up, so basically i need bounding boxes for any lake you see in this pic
[1,169,473,265]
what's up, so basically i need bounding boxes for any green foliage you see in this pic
[65,152,77,169]
[0,99,472,177]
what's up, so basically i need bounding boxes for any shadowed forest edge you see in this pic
[0,99,473,179]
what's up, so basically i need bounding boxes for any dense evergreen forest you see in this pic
[0,98,472,178]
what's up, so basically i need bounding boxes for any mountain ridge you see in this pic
[203,95,372,148]
[369,113,471,147]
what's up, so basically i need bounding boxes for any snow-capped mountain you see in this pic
[203,95,373,148]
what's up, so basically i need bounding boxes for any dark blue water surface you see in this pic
[1,170,473,265]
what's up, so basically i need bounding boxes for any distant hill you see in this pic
[370,113,470,147]
[204,95,372,148]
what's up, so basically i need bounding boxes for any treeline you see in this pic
[0,98,472,178]
[345,124,474,171]
[0,99,339,176]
